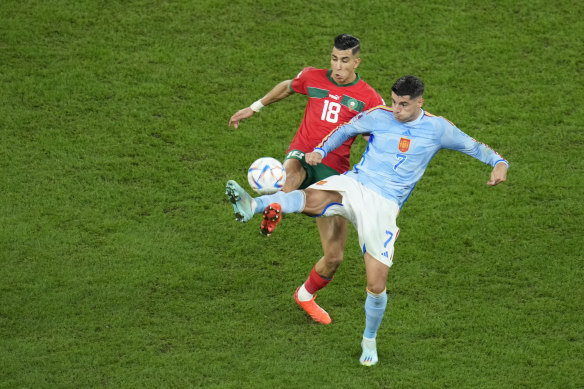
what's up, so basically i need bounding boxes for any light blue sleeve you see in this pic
[314,111,377,157]
[439,119,508,168]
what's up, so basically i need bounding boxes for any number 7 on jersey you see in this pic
[394,153,407,170]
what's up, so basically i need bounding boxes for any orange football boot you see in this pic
[294,287,332,324]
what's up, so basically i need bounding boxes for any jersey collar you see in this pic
[327,69,360,87]
[403,109,425,126]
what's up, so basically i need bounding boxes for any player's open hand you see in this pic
[487,162,508,186]
[305,152,323,166]
[229,107,255,129]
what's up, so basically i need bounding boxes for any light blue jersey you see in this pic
[314,106,508,208]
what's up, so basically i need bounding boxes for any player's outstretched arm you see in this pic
[228,80,294,129]
[487,162,508,186]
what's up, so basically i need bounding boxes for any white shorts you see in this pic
[309,175,400,267]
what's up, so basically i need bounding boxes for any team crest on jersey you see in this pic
[398,137,411,152]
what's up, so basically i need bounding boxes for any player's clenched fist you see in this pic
[305,152,323,166]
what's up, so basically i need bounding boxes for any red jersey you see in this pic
[288,67,384,173]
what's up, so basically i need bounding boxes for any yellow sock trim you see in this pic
[366,288,387,296]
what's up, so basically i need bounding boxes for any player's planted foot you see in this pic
[294,287,332,324]
[260,203,282,236]
[360,337,378,366]
[225,180,255,222]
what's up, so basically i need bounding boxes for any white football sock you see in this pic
[296,284,313,301]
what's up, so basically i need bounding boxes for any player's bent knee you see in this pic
[366,283,387,295]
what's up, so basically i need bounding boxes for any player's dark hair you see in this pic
[391,75,425,99]
[334,33,361,55]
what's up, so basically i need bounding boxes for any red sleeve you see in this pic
[290,67,316,95]
[367,86,385,109]
[372,92,385,107]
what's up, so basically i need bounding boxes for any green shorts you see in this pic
[285,149,340,189]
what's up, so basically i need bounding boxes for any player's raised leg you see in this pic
[226,179,306,225]
[360,251,390,366]
[226,181,334,232]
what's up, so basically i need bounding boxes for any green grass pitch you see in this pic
[1,0,582,387]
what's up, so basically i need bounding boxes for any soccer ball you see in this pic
[247,157,286,195]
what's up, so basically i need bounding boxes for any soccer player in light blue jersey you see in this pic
[226,75,508,366]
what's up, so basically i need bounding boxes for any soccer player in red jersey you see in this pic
[228,34,384,326]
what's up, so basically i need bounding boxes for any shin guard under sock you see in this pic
[254,190,305,215]
[363,289,388,339]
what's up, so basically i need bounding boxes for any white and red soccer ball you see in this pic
[247,157,286,195]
